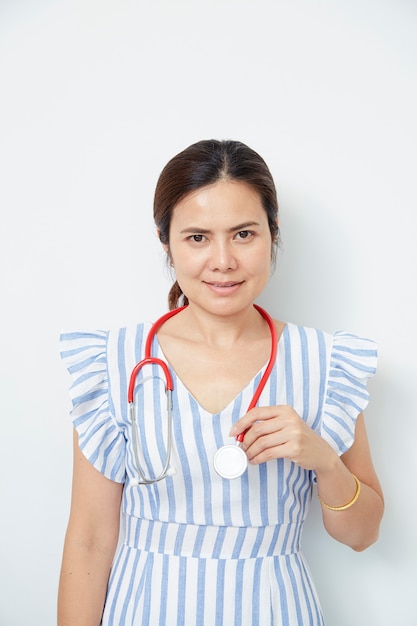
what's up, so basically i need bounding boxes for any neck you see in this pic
[176,303,269,350]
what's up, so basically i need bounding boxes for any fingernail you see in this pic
[229,426,237,436]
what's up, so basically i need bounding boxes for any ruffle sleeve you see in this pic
[60,330,126,483]
[321,332,378,456]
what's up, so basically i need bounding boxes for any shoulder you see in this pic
[280,321,376,348]
[278,321,332,349]
[60,322,150,350]
[60,322,153,382]
[278,322,377,373]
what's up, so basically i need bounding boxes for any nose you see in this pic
[208,240,237,272]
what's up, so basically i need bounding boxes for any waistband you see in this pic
[123,515,303,559]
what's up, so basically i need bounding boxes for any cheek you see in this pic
[248,248,273,274]
[171,248,204,275]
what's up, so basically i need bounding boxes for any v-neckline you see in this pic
[152,323,287,417]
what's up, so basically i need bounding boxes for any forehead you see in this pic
[171,180,266,226]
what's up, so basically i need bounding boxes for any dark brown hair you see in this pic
[153,139,280,309]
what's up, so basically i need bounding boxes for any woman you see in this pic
[58,139,384,625]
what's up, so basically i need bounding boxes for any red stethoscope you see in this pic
[128,304,277,483]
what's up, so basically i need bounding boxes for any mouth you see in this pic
[205,281,242,288]
[203,280,244,295]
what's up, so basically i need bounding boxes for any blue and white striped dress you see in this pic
[60,319,377,625]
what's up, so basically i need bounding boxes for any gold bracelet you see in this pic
[318,474,361,511]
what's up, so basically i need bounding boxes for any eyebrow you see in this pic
[179,221,261,235]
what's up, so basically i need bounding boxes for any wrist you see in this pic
[314,446,340,478]
[318,474,361,511]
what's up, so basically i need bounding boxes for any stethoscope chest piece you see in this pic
[213,444,248,480]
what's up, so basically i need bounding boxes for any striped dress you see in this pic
[60,319,377,625]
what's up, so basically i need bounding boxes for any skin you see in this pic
[58,431,123,626]
[58,178,384,624]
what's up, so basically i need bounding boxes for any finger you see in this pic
[244,427,290,461]
[247,441,290,465]
[229,406,284,438]
[239,417,285,450]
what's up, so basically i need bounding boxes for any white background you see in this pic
[1,1,416,624]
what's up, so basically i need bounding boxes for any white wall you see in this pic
[1,1,416,624]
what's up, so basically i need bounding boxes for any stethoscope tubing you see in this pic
[236,304,278,442]
[128,304,277,483]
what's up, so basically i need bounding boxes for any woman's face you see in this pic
[165,179,273,317]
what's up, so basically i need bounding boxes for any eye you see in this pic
[188,234,206,243]
[235,230,253,240]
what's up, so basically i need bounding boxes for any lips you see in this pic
[208,281,241,287]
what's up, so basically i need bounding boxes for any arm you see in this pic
[231,408,384,551]
[316,413,384,551]
[317,414,384,550]
[58,429,124,626]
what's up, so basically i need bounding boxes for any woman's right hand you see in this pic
[58,429,123,626]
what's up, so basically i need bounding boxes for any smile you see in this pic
[207,281,241,288]
[203,281,244,294]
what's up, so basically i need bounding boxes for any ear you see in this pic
[273,217,280,243]
[157,229,169,252]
